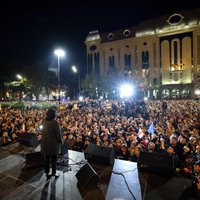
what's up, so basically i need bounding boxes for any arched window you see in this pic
[162,89,170,98]
[182,89,190,98]
[109,56,115,74]
[142,51,149,69]
[94,52,100,75]
[87,54,93,73]
[172,89,180,98]
[174,41,178,64]
[124,54,131,71]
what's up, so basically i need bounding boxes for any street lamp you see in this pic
[72,65,81,97]
[54,49,65,104]
[16,74,25,102]
[16,74,23,80]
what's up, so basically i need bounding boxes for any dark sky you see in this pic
[0,0,200,82]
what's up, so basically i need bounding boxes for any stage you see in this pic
[106,159,198,200]
[0,142,110,200]
[0,142,198,200]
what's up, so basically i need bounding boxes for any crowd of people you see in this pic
[0,99,200,189]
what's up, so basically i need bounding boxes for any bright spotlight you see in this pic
[54,49,65,57]
[39,125,43,130]
[144,97,148,101]
[119,84,134,98]
[72,65,77,73]
[79,96,83,101]
[195,89,200,95]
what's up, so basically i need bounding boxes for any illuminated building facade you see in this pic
[85,9,200,99]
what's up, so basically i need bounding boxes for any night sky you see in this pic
[0,0,200,84]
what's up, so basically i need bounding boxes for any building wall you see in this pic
[85,10,200,99]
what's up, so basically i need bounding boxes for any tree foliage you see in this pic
[24,62,57,100]
[5,61,57,101]
[81,74,98,98]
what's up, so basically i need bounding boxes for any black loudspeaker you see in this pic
[17,133,39,148]
[137,151,175,176]
[84,144,115,165]
[76,163,99,189]
[25,152,44,168]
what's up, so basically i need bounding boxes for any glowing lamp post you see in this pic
[54,49,65,104]
[17,74,23,80]
[16,74,25,102]
[72,65,81,97]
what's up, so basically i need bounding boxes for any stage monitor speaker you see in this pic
[25,152,44,168]
[137,151,175,176]
[17,133,39,148]
[76,163,99,189]
[84,144,115,165]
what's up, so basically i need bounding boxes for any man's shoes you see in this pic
[51,174,60,178]
[46,174,51,179]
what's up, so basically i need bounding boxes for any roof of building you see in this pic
[86,8,200,44]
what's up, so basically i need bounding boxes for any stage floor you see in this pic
[0,142,108,200]
[0,142,199,200]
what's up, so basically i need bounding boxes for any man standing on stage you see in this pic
[41,109,62,179]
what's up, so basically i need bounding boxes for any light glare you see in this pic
[72,65,77,73]
[79,96,83,101]
[17,74,22,80]
[54,49,65,57]
[119,84,133,98]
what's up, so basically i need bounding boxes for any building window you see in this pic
[153,43,156,67]
[167,13,184,26]
[142,51,149,69]
[107,33,114,40]
[124,54,131,71]
[109,56,115,74]
[142,69,149,78]
[90,45,97,51]
[172,89,180,98]
[174,41,178,64]
[134,46,138,66]
[118,49,121,65]
[94,52,100,75]
[182,89,190,98]
[162,89,170,98]
[198,36,200,65]
[87,54,93,73]
[153,78,157,85]
[123,29,131,37]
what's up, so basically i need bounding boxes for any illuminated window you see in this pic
[142,51,149,69]
[142,69,149,78]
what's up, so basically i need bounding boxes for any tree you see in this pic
[98,73,123,99]
[81,74,98,98]
[24,62,57,100]
[4,78,28,101]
